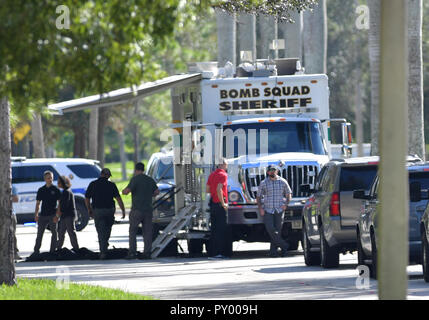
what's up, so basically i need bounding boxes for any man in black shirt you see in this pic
[33,171,61,254]
[85,168,126,259]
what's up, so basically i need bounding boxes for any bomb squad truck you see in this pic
[48,58,352,257]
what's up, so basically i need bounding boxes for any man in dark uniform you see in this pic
[33,171,61,254]
[122,162,159,259]
[85,168,126,259]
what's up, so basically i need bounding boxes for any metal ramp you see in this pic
[151,203,198,258]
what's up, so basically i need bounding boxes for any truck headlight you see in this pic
[228,191,243,203]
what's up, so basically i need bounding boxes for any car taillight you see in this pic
[330,192,341,216]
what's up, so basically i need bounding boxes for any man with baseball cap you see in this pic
[85,168,126,259]
[256,162,292,257]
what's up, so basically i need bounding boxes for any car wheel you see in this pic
[370,231,377,279]
[422,231,429,283]
[75,200,89,232]
[302,222,321,266]
[319,224,339,268]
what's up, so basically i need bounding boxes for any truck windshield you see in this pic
[223,121,327,158]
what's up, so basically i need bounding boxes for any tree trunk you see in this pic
[31,112,46,158]
[73,126,86,158]
[237,14,257,63]
[88,108,99,160]
[132,102,141,164]
[97,108,108,167]
[118,128,127,181]
[368,0,381,156]
[216,9,236,67]
[303,0,327,74]
[257,15,276,60]
[278,10,303,60]
[0,97,16,286]
[407,0,425,160]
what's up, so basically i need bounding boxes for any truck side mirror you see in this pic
[410,181,422,202]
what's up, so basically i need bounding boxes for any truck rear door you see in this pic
[339,165,378,227]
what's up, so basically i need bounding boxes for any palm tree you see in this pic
[407,0,425,160]
[31,112,46,158]
[368,0,381,156]
[0,97,16,285]
[303,0,327,74]
[216,9,236,67]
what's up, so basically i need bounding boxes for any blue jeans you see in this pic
[263,211,288,253]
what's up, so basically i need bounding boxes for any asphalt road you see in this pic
[14,215,429,300]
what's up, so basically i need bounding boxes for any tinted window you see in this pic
[340,165,378,191]
[67,164,101,179]
[409,172,429,189]
[12,165,60,183]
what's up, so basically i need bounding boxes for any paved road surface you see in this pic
[14,216,429,300]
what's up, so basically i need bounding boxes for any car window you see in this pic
[409,171,429,189]
[147,159,157,179]
[320,166,333,192]
[315,166,327,191]
[67,164,101,179]
[156,160,174,180]
[339,165,378,192]
[369,176,379,198]
[12,165,60,183]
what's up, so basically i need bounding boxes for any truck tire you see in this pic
[187,239,204,256]
[356,228,367,267]
[302,222,321,266]
[319,224,339,268]
[75,199,89,232]
[422,231,429,283]
[370,231,377,279]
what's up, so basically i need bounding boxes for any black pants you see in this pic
[210,202,232,257]
[94,208,115,254]
[34,215,57,253]
[263,211,288,253]
[57,216,79,251]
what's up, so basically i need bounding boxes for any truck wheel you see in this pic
[319,224,339,268]
[75,200,89,232]
[187,239,204,256]
[422,231,429,283]
[302,222,321,266]
[370,231,377,279]
[357,229,367,267]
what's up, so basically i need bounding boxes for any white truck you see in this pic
[166,58,352,255]
[47,58,352,256]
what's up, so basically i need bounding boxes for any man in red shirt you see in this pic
[206,159,231,259]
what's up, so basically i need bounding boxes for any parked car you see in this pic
[12,157,101,231]
[146,151,175,225]
[301,157,380,268]
[355,162,429,279]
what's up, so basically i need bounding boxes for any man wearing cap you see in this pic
[256,163,292,257]
[85,168,126,259]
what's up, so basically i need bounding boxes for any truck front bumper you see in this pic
[227,200,306,227]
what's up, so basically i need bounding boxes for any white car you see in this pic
[12,157,101,231]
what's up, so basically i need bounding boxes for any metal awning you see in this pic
[48,73,202,114]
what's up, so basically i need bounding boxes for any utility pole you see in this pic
[378,0,409,300]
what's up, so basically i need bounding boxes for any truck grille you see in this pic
[244,164,318,199]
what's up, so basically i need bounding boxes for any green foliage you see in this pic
[0,278,153,300]
[326,0,371,142]
[213,0,318,22]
